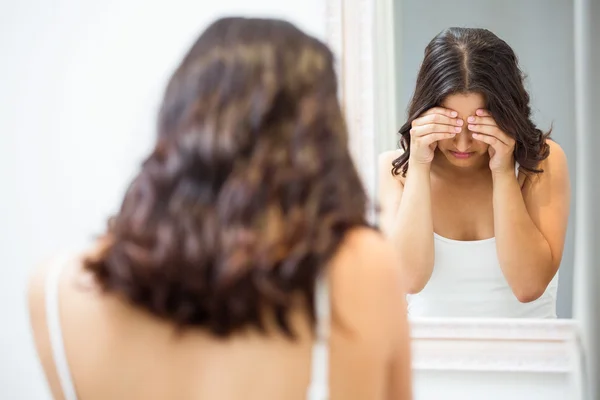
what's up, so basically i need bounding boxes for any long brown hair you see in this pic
[393,27,551,177]
[85,17,368,338]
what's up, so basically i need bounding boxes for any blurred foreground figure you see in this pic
[28,17,412,400]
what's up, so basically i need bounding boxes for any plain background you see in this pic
[0,1,326,398]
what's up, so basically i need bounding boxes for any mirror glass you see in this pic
[376,0,575,319]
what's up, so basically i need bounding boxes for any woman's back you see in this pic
[28,17,412,399]
[29,228,412,400]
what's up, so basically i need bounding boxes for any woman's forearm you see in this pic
[390,164,435,293]
[492,171,553,302]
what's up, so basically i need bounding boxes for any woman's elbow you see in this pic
[510,265,556,303]
[402,267,433,294]
[513,284,547,303]
[405,283,426,295]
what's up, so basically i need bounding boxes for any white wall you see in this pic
[0,1,325,398]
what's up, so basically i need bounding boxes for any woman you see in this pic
[28,18,412,400]
[379,27,570,318]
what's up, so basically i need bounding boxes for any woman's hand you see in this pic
[468,109,516,174]
[409,107,462,165]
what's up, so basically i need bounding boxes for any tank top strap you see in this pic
[45,256,78,400]
[306,275,330,400]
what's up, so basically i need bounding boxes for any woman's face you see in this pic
[437,92,489,168]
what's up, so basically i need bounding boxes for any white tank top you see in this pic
[406,163,559,318]
[44,257,330,400]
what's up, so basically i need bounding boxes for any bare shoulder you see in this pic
[330,226,403,290]
[522,139,571,215]
[378,149,404,164]
[333,227,399,276]
[27,259,49,354]
[378,149,406,185]
[525,139,569,188]
[28,255,67,325]
[544,139,568,170]
[28,259,49,313]
[378,149,404,171]
[378,150,406,231]
[538,139,568,175]
[28,254,82,313]
[328,227,404,331]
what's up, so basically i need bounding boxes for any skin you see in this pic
[379,92,571,302]
[28,227,413,400]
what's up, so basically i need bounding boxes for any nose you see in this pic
[453,126,473,152]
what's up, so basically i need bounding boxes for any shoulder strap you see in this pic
[306,276,330,400]
[45,256,78,400]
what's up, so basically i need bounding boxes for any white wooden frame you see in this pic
[325,0,398,221]
[410,318,582,373]
[325,0,377,221]
[324,1,592,398]
[573,0,600,398]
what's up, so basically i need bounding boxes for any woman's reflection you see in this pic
[379,27,571,318]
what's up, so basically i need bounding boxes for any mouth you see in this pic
[449,151,473,159]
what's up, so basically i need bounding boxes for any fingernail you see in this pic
[455,127,462,132]
[451,111,458,117]
[468,124,475,129]
[476,109,484,116]
[467,116,475,123]
[456,119,463,126]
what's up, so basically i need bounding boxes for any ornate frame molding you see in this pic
[325,0,398,221]
[325,0,377,220]
[410,318,583,374]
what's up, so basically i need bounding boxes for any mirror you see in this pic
[326,0,595,398]
[367,0,575,320]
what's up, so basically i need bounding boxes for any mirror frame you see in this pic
[323,0,588,396]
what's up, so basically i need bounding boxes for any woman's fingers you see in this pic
[410,123,461,137]
[475,109,492,117]
[421,107,458,118]
[466,115,496,127]
[468,123,512,146]
[413,112,462,128]
[409,108,460,164]
[471,132,500,147]
[419,132,457,146]
[411,108,462,144]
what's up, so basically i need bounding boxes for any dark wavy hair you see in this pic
[84,17,368,338]
[393,27,551,177]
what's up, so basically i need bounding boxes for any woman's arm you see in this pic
[492,140,571,302]
[329,228,412,400]
[378,107,460,293]
[378,151,435,294]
